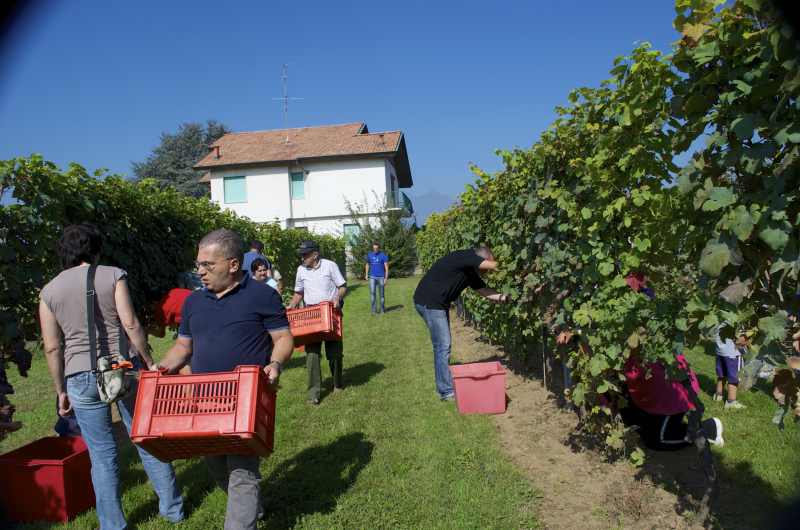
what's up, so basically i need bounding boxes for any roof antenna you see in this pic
[272,64,304,144]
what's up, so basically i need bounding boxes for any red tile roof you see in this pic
[194,122,412,187]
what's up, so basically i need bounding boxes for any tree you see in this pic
[345,197,417,279]
[132,120,229,197]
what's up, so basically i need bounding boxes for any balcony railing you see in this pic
[386,190,414,215]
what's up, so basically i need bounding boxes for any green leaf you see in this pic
[581,207,592,220]
[731,114,755,140]
[691,41,719,65]
[620,105,632,127]
[774,124,800,145]
[702,187,736,211]
[699,242,731,277]
[758,227,789,250]
[729,206,754,241]
[732,80,752,95]
[572,384,585,406]
[598,261,615,276]
[589,356,608,377]
[630,448,646,468]
[758,311,788,343]
[676,318,689,331]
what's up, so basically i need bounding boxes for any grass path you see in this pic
[2,277,538,529]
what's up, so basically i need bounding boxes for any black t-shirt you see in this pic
[413,249,486,310]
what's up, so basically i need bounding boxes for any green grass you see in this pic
[680,348,800,528]
[1,277,538,529]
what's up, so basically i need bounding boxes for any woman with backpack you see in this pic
[38,223,184,530]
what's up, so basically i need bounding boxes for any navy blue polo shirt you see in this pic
[178,274,290,373]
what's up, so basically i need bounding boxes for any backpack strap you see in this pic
[86,265,99,373]
[86,265,131,368]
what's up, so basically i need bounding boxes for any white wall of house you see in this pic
[209,166,290,225]
[208,157,392,235]
[289,158,387,219]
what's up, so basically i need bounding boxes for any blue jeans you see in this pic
[415,304,453,398]
[66,370,184,530]
[369,276,385,313]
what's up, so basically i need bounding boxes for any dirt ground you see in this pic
[449,316,708,530]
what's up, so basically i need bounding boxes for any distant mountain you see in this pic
[406,188,457,226]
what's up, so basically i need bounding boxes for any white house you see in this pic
[195,122,414,238]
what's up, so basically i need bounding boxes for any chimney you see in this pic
[210,145,221,159]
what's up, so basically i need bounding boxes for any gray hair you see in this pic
[475,246,493,260]
[199,229,244,264]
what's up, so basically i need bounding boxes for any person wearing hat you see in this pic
[288,240,347,405]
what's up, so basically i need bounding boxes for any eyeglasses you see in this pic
[194,257,236,272]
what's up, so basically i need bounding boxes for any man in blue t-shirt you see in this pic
[365,242,389,314]
[242,240,271,278]
[158,229,293,529]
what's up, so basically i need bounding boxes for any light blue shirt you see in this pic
[714,326,741,359]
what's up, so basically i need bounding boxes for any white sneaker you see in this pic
[724,400,746,410]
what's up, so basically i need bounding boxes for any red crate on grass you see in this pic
[130,365,276,462]
[287,301,343,346]
[450,361,507,415]
[0,436,95,523]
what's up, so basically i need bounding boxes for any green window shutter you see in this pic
[223,176,247,204]
[290,172,305,199]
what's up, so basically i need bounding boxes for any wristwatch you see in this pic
[268,360,283,374]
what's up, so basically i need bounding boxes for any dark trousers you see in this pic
[306,340,343,401]
[621,406,691,451]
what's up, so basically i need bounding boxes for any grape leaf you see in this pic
[699,242,731,276]
[759,227,789,250]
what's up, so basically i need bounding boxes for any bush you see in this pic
[0,155,344,353]
[416,0,800,450]
[345,200,417,279]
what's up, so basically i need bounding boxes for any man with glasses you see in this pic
[158,229,294,530]
[288,240,347,405]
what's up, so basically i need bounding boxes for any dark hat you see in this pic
[297,240,320,255]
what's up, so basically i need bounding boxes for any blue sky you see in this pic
[0,0,681,222]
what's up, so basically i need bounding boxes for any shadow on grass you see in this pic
[283,355,307,370]
[384,304,404,313]
[343,362,384,388]
[346,283,364,295]
[635,438,790,529]
[261,432,373,529]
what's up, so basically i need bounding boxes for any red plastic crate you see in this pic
[450,361,507,415]
[287,301,343,346]
[0,436,95,523]
[130,365,276,462]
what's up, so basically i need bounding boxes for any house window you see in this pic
[223,176,247,204]
[343,223,361,246]
[290,172,305,199]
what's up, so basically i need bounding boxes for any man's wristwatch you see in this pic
[268,360,283,374]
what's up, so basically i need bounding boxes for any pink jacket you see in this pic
[624,354,701,416]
